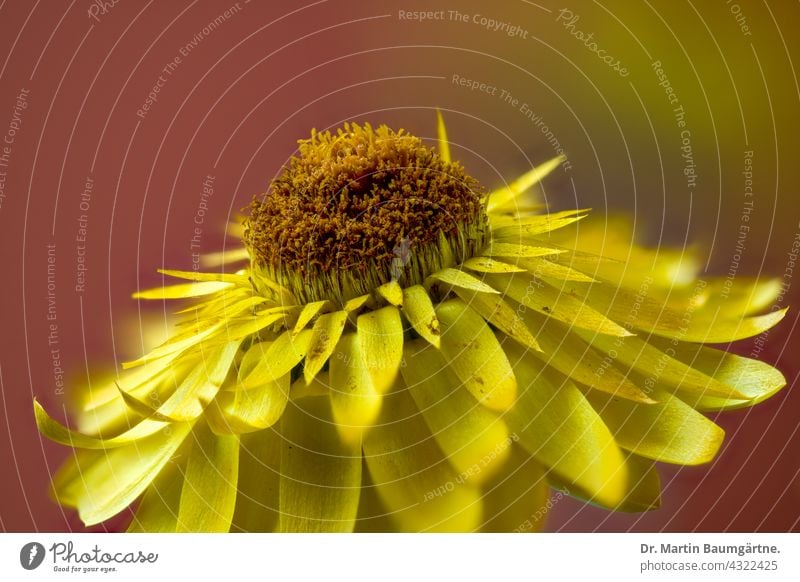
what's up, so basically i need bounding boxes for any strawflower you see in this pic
[36,114,787,532]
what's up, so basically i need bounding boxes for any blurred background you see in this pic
[0,0,797,532]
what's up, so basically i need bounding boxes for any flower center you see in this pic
[243,123,488,305]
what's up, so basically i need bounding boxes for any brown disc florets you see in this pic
[243,122,488,304]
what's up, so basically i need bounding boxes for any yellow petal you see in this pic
[146,340,240,421]
[480,446,549,532]
[80,374,133,411]
[122,321,223,368]
[491,208,589,237]
[35,400,168,448]
[543,214,700,291]
[402,340,512,485]
[565,279,788,343]
[133,280,234,299]
[127,460,183,532]
[516,257,596,282]
[177,423,239,532]
[484,242,564,259]
[52,423,191,526]
[572,329,747,400]
[343,294,370,312]
[435,299,517,411]
[214,373,290,434]
[503,342,632,509]
[304,311,348,383]
[199,247,251,268]
[462,257,526,273]
[585,389,724,465]
[293,300,332,335]
[238,330,312,389]
[518,311,653,403]
[329,333,382,444]
[117,385,168,419]
[226,219,245,238]
[705,278,782,316]
[648,337,787,411]
[540,248,619,281]
[289,371,331,400]
[486,155,565,214]
[356,306,404,394]
[549,453,662,512]
[452,287,540,351]
[278,396,362,532]
[489,273,632,337]
[436,109,451,163]
[376,280,404,306]
[188,292,293,324]
[401,285,441,348]
[430,267,499,294]
[156,268,247,283]
[237,341,269,379]
[194,295,268,321]
[232,429,281,532]
[354,469,396,532]
[363,386,482,532]
[116,358,196,418]
[174,287,250,315]
[613,454,661,512]
[217,312,287,342]
[75,386,139,438]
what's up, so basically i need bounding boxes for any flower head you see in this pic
[36,114,787,532]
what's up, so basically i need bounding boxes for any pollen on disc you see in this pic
[242,123,488,304]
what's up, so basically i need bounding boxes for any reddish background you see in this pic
[0,0,798,532]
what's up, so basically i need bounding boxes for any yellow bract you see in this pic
[36,114,787,534]
[435,299,517,411]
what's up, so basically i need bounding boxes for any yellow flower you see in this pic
[36,114,787,532]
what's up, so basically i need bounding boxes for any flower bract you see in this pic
[36,114,787,532]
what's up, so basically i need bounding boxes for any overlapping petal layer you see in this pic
[36,117,786,532]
